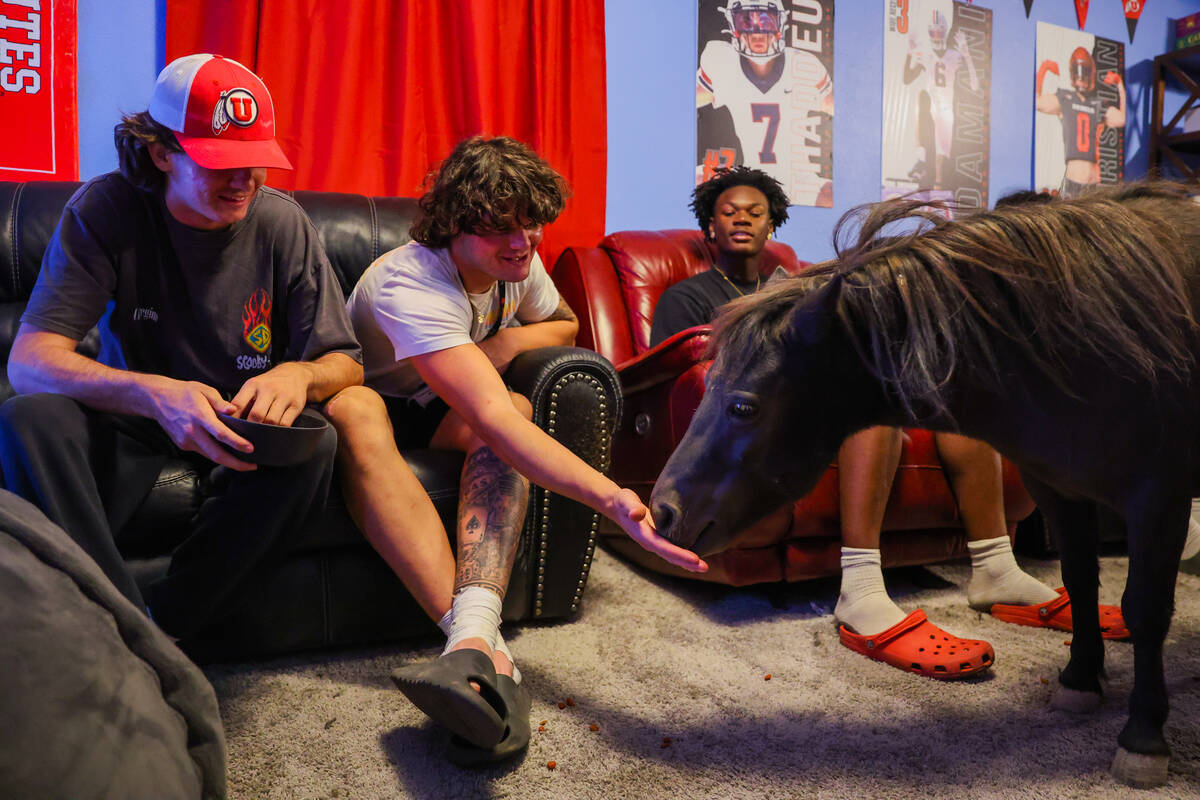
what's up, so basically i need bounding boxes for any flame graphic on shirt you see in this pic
[242,289,272,353]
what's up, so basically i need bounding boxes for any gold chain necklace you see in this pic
[713,267,760,297]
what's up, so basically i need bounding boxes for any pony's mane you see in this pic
[711,182,1200,417]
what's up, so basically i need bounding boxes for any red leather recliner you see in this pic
[552,229,1036,585]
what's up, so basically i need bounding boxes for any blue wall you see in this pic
[75,1,1199,262]
[76,0,164,179]
[606,0,1200,262]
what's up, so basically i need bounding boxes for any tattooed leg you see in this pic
[455,446,529,598]
[445,445,529,678]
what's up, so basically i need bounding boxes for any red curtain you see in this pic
[166,0,607,267]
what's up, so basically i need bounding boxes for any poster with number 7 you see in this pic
[1034,21,1125,198]
[696,0,834,208]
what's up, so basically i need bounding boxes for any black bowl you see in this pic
[216,408,330,466]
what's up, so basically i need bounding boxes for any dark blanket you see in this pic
[0,491,225,799]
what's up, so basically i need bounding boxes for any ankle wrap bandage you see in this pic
[443,586,502,655]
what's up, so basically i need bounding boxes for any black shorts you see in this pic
[384,396,451,450]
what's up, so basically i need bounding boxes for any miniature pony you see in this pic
[651,183,1200,788]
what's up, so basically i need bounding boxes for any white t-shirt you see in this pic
[346,241,562,405]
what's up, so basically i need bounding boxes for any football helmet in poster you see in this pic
[696,0,835,208]
[1034,21,1125,198]
[881,0,991,218]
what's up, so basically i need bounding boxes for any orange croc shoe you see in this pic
[839,609,994,680]
[988,587,1129,640]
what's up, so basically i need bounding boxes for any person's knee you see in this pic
[508,392,533,421]
[324,386,389,438]
[0,393,84,439]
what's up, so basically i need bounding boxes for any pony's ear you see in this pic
[766,265,790,284]
[789,275,843,349]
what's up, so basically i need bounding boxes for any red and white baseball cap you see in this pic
[148,53,292,170]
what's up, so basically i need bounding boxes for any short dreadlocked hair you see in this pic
[410,136,570,248]
[689,166,790,233]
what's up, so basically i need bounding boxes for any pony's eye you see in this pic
[727,400,758,420]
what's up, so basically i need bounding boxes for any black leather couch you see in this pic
[0,181,621,662]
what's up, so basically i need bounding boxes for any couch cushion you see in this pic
[0,182,82,305]
[290,191,420,296]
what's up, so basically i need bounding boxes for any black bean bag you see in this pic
[0,490,225,799]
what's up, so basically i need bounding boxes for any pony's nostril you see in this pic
[652,501,679,534]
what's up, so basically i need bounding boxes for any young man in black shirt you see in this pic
[0,54,362,638]
[650,167,790,347]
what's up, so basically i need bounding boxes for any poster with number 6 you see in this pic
[881,0,991,218]
[696,0,835,207]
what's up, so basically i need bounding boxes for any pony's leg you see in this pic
[1055,500,1106,698]
[1111,493,1190,788]
[1019,474,1105,706]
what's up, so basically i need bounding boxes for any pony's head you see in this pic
[651,273,880,555]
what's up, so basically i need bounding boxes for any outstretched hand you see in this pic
[147,376,255,470]
[611,488,708,573]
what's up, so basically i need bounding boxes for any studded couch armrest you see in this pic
[500,346,622,621]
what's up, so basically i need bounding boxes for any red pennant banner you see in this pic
[0,0,79,181]
[1075,0,1089,29]
[1023,0,1034,17]
[1123,0,1144,43]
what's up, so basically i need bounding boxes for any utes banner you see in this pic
[1034,21,1124,197]
[881,0,992,218]
[696,0,835,208]
[0,0,77,180]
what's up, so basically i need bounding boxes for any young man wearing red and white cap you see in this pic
[0,54,363,638]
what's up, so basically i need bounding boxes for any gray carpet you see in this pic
[207,549,1200,799]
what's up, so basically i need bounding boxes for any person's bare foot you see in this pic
[448,636,513,688]
[492,647,514,678]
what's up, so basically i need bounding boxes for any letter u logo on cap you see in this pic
[212,88,259,134]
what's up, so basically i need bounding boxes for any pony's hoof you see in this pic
[1050,685,1102,713]
[1111,746,1169,788]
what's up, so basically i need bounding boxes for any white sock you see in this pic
[966,535,1058,609]
[835,547,906,636]
[1184,517,1200,561]
[442,586,501,655]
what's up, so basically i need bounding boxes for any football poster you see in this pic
[696,0,835,208]
[881,0,991,217]
[1034,22,1125,197]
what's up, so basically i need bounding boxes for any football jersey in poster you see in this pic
[880,0,992,218]
[696,0,834,208]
